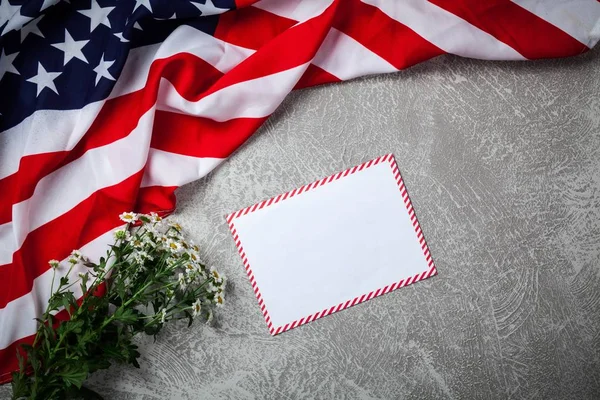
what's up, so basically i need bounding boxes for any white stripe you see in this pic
[142,150,223,188]
[362,0,525,60]
[0,26,254,180]
[0,229,115,350]
[0,102,105,179]
[111,25,255,99]
[512,0,600,48]
[313,28,396,81]
[253,0,334,22]
[0,108,154,265]
[156,62,310,120]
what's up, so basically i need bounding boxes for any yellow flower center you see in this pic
[169,242,178,249]
[217,296,223,304]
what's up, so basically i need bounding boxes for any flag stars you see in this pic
[78,0,115,32]
[93,53,115,85]
[20,15,44,43]
[133,0,152,13]
[114,32,129,43]
[191,0,228,16]
[39,0,57,12]
[0,0,20,29]
[0,48,19,82]
[52,29,89,66]
[26,62,61,96]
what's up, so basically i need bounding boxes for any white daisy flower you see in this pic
[48,259,60,269]
[70,250,82,259]
[192,299,202,317]
[159,308,167,324]
[131,237,144,249]
[119,212,138,223]
[214,293,224,307]
[166,239,182,253]
[188,251,201,263]
[209,266,223,283]
[178,273,187,290]
[149,212,162,224]
[184,263,196,275]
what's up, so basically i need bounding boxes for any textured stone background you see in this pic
[3,49,600,399]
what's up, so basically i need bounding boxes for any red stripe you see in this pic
[134,185,177,215]
[429,0,588,59]
[333,0,445,69]
[214,5,296,50]
[201,0,340,99]
[0,170,144,309]
[294,64,341,89]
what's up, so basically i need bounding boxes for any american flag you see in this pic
[1,0,599,382]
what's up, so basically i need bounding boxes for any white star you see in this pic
[78,0,114,32]
[20,15,44,42]
[93,53,115,85]
[0,0,20,30]
[2,9,32,35]
[40,0,57,11]
[133,0,152,13]
[114,32,129,43]
[133,21,142,30]
[26,62,61,96]
[51,29,89,66]
[190,0,228,16]
[0,48,19,81]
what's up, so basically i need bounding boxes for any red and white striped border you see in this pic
[225,154,437,335]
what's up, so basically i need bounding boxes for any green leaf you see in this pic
[59,364,88,389]
[113,308,138,324]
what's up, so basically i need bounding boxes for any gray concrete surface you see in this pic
[3,49,600,399]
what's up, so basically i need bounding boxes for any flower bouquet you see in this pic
[11,212,225,400]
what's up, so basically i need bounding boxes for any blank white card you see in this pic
[226,154,437,335]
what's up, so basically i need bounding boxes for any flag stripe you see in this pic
[214,4,297,50]
[512,0,600,48]
[312,28,397,81]
[333,0,445,70]
[429,0,588,59]
[362,0,525,60]
[152,111,267,158]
